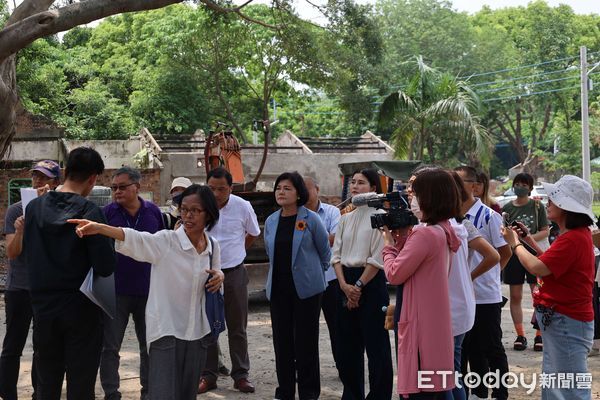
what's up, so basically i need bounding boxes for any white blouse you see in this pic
[331,205,385,269]
[115,227,221,345]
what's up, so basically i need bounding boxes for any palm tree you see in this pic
[378,56,490,167]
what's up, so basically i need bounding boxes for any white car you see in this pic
[495,185,548,208]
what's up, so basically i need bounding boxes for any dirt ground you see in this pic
[1,285,597,400]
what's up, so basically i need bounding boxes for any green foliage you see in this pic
[64,78,136,139]
[378,57,490,166]
[11,0,600,175]
[0,0,8,25]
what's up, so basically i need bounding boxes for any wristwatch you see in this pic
[355,279,364,289]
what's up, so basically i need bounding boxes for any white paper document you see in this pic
[19,188,37,217]
[80,268,116,319]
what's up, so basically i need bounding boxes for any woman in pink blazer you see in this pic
[382,168,462,399]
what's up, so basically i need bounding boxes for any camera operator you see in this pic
[501,175,595,400]
[331,168,393,400]
[382,168,462,399]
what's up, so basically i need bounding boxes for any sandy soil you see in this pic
[2,284,597,400]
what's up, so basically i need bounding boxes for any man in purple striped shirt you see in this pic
[100,167,164,400]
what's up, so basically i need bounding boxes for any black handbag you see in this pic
[205,236,226,337]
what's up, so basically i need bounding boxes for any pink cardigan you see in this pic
[383,220,460,395]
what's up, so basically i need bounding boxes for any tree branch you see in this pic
[6,0,55,26]
[198,0,279,29]
[0,0,184,62]
[493,115,517,147]
[538,103,551,140]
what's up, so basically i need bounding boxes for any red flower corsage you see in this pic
[296,220,307,231]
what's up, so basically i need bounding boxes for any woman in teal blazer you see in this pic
[264,172,331,400]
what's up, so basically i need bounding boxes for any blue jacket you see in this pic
[264,206,331,300]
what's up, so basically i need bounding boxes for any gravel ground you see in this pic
[2,286,597,399]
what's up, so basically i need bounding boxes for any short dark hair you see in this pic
[352,168,382,194]
[413,168,461,224]
[64,147,105,183]
[453,165,478,183]
[513,173,534,190]
[450,170,470,204]
[564,211,594,229]
[207,167,233,187]
[274,172,309,206]
[178,184,220,231]
[112,166,141,183]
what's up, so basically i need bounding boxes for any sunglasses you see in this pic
[110,183,137,192]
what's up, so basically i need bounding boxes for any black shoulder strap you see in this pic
[208,235,214,270]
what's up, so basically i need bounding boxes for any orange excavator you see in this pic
[203,121,270,192]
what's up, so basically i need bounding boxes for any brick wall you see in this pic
[0,168,162,232]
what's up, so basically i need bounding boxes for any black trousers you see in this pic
[270,287,322,400]
[321,279,340,368]
[0,289,37,400]
[337,267,393,400]
[33,295,103,400]
[461,302,509,400]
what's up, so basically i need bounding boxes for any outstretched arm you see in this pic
[68,219,125,241]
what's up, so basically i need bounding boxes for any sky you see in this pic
[7,0,600,30]
[296,0,599,25]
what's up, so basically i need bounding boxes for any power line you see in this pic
[482,85,579,103]
[470,67,576,88]
[477,74,579,94]
[459,52,600,79]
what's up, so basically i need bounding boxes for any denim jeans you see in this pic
[536,310,593,400]
[449,334,466,400]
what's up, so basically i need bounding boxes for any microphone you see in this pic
[351,192,379,207]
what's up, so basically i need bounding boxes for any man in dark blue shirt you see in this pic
[100,167,164,400]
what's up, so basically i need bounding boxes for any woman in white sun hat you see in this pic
[502,174,596,400]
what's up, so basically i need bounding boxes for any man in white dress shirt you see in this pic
[198,167,260,394]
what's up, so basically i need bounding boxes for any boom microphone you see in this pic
[351,192,380,207]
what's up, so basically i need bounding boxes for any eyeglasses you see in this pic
[179,207,205,217]
[110,183,137,192]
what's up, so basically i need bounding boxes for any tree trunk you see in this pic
[0,56,18,160]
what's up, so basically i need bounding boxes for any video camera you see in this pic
[362,189,419,230]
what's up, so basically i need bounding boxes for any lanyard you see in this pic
[120,208,142,230]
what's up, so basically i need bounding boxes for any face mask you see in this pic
[410,196,423,221]
[514,186,529,198]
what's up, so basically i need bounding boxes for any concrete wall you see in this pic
[158,150,394,204]
[64,140,143,169]
[7,141,62,162]
[5,139,144,170]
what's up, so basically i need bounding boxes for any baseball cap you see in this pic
[542,175,596,222]
[31,160,60,179]
[170,177,193,193]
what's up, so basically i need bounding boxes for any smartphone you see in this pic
[502,212,511,227]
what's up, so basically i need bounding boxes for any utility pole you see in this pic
[580,46,591,183]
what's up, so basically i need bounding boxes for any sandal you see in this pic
[534,335,543,352]
[514,335,527,351]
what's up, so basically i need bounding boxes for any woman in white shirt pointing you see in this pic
[68,184,224,400]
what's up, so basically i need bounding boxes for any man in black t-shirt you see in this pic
[23,147,116,400]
